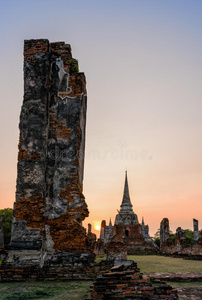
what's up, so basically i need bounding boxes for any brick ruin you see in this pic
[99,172,158,255]
[100,219,114,244]
[193,218,199,241]
[87,223,97,250]
[160,218,202,256]
[0,39,96,280]
[92,220,107,255]
[160,218,170,248]
[106,241,128,262]
[0,39,181,299]
[87,262,178,300]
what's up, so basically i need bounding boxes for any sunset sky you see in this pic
[0,0,202,236]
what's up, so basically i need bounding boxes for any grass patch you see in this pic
[0,281,93,300]
[2,289,53,300]
[0,256,201,299]
[127,255,202,273]
[95,254,106,263]
[95,255,202,273]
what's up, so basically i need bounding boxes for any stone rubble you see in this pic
[87,261,178,299]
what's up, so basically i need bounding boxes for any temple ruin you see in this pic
[160,218,202,256]
[100,171,158,254]
[0,39,96,280]
[0,39,180,298]
[193,218,199,241]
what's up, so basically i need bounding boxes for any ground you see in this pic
[0,255,201,299]
[127,255,202,272]
[0,281,93,300]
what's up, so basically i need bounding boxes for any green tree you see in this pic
[153,228,196,247]
[153,229,175,247]
[169,230,175,241]
[0,208,13,245]
[153,228,160,246]
[184,229,194,243]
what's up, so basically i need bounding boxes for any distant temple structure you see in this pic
[100,219,113,244]
[115,171,139,226]
[100,171,158,254]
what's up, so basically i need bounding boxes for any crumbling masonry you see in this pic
[4,39,94,274]
[0,40,179,298]
[160,218,202,256]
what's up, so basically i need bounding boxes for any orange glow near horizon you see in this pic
[92,221,101,233]
[95,224,101,231]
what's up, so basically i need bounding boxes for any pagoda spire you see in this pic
[120,171,133,212]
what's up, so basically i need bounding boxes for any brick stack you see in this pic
[88,263,178,299]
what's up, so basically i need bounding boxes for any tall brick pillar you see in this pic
[8,39,91,266]
[160,218,170,251]
[100,220,106,240]
[193,219,199,241]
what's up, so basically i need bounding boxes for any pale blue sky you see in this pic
[0,0,202,235]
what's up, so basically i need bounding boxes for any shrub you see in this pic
[0,208,13,245]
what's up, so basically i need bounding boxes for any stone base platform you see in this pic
[0,252,96,282]
[127,244,159,255]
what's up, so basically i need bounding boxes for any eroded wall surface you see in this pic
[160,218,202,256]
[10,39,90,263]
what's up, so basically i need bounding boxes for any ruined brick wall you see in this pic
[110,224,158,255]
[161,237,202,256]
[160,218,170,247]
[113,224,144,242]
[160,218,202,256]
[193,219,199,241]
[10,39,90,259]
[0,253,96,281]
[106,241,127,261]
[87,224,97,251]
